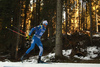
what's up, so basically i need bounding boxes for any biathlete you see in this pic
[21,20,48,63]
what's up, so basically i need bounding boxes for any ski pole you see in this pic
[6,27,26,38]
[11,25,26,35]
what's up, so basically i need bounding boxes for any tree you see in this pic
[14,0,21,59]
[89,0,93,45]
[65,0,69,35]
[86,1,88,30]
[23,0,30,31]
[21,0,30,51]
[79,0,81,31]
[55,0,63,59]
[0,0,21,59]
[36,0,40,25]
[41,0,56,40]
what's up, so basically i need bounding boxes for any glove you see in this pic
[26,36,29,39]
[26,36,32,40]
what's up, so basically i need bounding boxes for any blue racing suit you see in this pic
[25,25,46,56]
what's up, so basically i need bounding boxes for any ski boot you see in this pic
[37,56,45,63]
[38,60,45,63]
[21,53,27,63]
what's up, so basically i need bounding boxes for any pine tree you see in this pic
[55,0,63,59]
[89,0,93,45]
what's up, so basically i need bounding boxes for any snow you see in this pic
[87,46,99,58]
[62,49,72,56]
[0,62,100,67]
[0,46,100,67]
[93,33,100,37]
[74,46,100,60]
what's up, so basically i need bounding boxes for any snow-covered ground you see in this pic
[0,62,100,67]
[93,33,100,37]
[74,46,100,60]
[19,46,99,63]
[0,46,100,67]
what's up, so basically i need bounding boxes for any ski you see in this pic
[37,62,52,64]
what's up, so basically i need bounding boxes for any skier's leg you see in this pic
[36,40,44,63]
[26,39,35,54]
[21,39,35,61]
[37,46,43,63]
[36,40,43,57]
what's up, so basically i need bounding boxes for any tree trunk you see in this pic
[81,0,83,30]
[55,0,63,59]
[95,2,97,32]
[65,0,68,35]
[89,0,93,45]
[15,1,21,59]
[22,0,30,48]
[79,0,80,31]
[36,0,40,25]
[86,2,87,30]
[24,0,30,31]
[49,19,53,38]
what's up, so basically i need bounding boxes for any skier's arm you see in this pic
[29,27,37,36]
[29,25,41,36]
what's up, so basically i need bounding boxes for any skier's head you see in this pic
[42,20,48,28]
[42,20,48,25]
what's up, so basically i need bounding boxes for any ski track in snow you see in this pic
[0,62,100,67]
